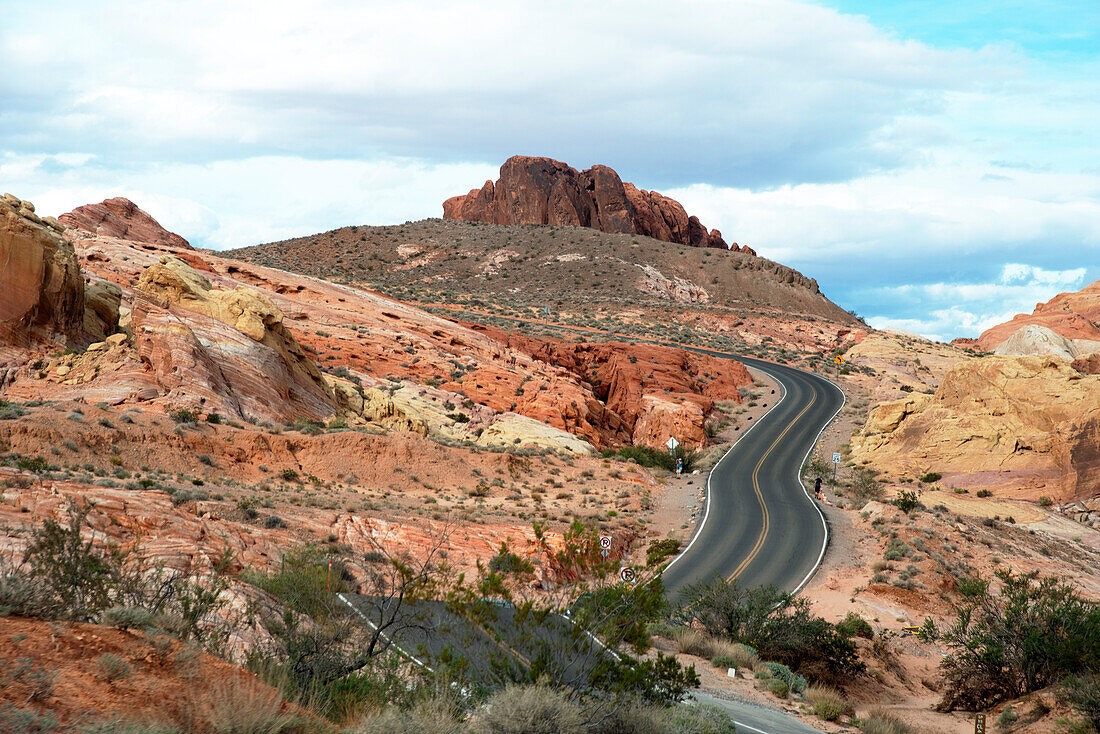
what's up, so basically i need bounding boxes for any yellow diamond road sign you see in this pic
[835,355,844,364]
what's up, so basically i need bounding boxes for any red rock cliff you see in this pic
[443,156,750,253]
[60,197,192,250]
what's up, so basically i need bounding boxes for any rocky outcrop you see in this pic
[131,256,335,422]
[469,325,752,449]
[83,281,122,341]
[443,155,748,252]
[1072,352,1100,375]
[993,324,1080,359]
[976,279,1100,352]
[0,194,85,346]
[60,197,192,249]
[852,355,1100,501]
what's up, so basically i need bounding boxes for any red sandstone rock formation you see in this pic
[975,279,1100,352]
[0,194,84,347]
[60,197,192,249]
[444,155,747,252]
[468,324,752,449]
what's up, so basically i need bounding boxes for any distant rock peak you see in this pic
[443,155,754,254]
[59,197,192,250]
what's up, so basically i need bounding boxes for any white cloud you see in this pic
[5,154,497,249]
[863,264,1091,342]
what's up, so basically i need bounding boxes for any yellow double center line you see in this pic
[725,385,817,583]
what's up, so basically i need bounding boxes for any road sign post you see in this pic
[619,567,636,584]
[975,713,986,734]
[832,452,841,483]
[666,436,679,456]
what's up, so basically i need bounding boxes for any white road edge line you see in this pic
[337,593,435,672]
[790,374,846,596]
[662,364,788,578]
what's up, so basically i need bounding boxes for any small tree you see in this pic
[937,570,1100,711]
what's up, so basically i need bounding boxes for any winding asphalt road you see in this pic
[661,355,845,601]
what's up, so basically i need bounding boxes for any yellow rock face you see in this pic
[852,355,1100,501]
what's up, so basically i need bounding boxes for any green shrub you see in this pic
[646,538,682,567]
[96,653,132,682]
[168,407,198,423]
[761,662,806,693]
[0,400,28,421]
[919,472,941,483]
[683,578,863,684]
[764,677,789,698]
[806,685,849,721]
[836,612,873,639]
[0,703,59,733]
[1064,673,1100,731]
[977,489,993,498]
[602,445,696,473]
[102,606,155,631]
[938,570,1100,711]
[1039,496,1053,507]
[894,489,920,514]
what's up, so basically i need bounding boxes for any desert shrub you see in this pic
[263,515,287,529]
[859,710,911,734]
[102,605,155,631]
[487,544,534,576]
[171,488,209,506]
[761,662,806,693]
[168,407,198,423]
[205,412,222,424]
[683,577,864,684]
[954,575,989,599]
[937,570,1100,711]
[764,677,789,698]
[602,445,696,473]
[806,685,849,721]
[0,704,59,733]
[354,696,464,734]
[894,489,920,514]
[977,489,993,498]
[1064,673,1100,730]
[835,612,873,639]
[0,399,28,420]
[96,653,132,681]
[280,469,300,482]
[850,469,884,503]
[474,684,584,734]
[919,472,941,483]
[178,678,311,734]
[646,538,682,567]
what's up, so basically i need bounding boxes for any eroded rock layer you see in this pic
[0,194,84,346]
[443,155,751,253]
[60,197,192,250]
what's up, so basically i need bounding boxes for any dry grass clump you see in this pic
[859,709,912,734]
[708,641,758,671]
[671,627,717,658]
[179,678,315,734]
[806,685,850,722]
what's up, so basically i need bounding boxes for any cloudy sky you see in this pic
[2,1,1097,340]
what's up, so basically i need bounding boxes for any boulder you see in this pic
[443,155,744,251]
[131,256,335,422]
[993,324,1079,359]
[0,195,85,345]
[476,413,596,455]
[83,280,123,341]
[59,197,192,249]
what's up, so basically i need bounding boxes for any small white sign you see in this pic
[599,535,612,550]
[619,567,637,584]
[832,452,842,464]
[666,437,680,451]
